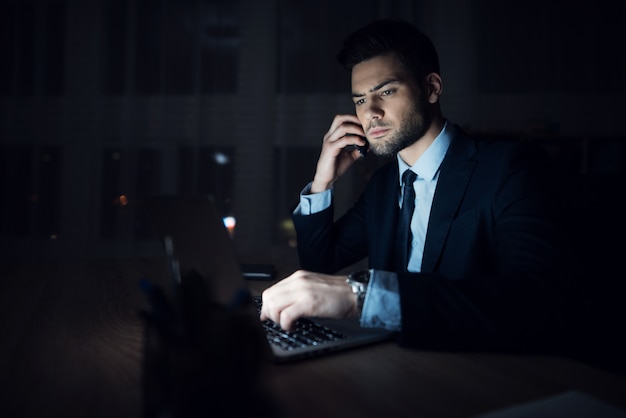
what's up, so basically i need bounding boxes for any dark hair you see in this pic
[336,19,440,84]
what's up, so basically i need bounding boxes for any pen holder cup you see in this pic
[140,270,274,418]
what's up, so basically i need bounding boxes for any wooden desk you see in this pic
[1,258,625,418]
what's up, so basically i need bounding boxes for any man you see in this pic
[260,19,576,350]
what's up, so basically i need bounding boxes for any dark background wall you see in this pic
[1,0,624,262]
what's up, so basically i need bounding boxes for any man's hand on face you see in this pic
[310,114,367,194]
[259,270,358,331]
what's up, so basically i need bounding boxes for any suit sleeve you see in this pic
[291,198,369,274]
[395,142,581,351]
[292,162,397,274]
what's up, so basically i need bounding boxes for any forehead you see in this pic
[351,53,412,93]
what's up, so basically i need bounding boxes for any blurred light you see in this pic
[279,218,296,247]
[213,152,230,165]
[49,234,58,241]
[112,152,121,160]
[223,216,236,239]
[223,216,236,229]
[279,218,295,234]
[114,194,129,206]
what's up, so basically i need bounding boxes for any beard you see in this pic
[367,97,433,157]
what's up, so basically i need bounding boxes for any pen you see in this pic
[164,235,181,286]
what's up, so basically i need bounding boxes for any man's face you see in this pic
[351,53,432,157]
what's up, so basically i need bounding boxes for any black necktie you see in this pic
[396,169,417,272]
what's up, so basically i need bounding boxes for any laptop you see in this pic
[142,195,393,363]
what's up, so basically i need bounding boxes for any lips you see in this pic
[368,127,390,138]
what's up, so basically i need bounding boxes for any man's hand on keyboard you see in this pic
[259,270,358,332]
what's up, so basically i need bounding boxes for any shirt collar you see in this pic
[397,119,453,183]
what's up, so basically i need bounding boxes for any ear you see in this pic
[425,73,443,104]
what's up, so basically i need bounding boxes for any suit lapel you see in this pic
[421,129,477,273]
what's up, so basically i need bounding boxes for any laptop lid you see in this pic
[143,195,393,363]
[143,194,246,308]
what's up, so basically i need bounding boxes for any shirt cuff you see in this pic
[360,270,402,331]
[295,182,332,215]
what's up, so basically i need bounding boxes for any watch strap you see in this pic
[346,270,371,314]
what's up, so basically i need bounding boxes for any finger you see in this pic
[328,125,366,146]
[328,114,362,135]
[326,117,364,145]
[277,305,300,332]
[260,299,286,325]
[341,135,368,151]
[259,288,283,322]
[259,271,311,327]
[258,274,298,322]
[259,301,270,321]
[261,297,301,332]
[321,133,366,163]
[343,144,367,160]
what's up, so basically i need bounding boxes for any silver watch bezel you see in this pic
[346,270,370,311]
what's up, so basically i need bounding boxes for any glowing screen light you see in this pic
[223,216,236,229]
[223,216,236,239]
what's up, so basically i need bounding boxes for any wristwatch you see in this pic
[346,270,371,314]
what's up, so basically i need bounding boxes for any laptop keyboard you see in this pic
[253,297,347,351]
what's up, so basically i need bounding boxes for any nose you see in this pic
[362,98,383,121]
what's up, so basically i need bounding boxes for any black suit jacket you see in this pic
[292,124,578,350]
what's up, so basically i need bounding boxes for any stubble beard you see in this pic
[367,99,433,158]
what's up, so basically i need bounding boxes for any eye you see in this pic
[353,98,365,106]
[380,89,395,97]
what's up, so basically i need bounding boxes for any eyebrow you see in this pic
[352,78,400,98]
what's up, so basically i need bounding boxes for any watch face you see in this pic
[350,270,370,284]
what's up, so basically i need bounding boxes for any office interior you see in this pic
[1,1,626,414]
[1,0,624,265]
